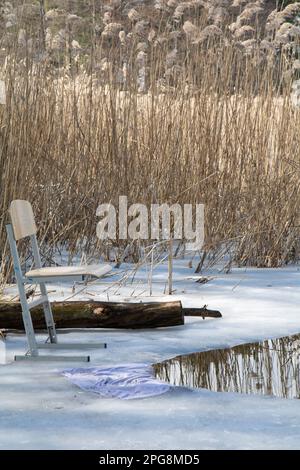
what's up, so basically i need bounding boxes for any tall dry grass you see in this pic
[1,37,300,283]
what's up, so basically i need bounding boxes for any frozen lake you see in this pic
[1,262,300,449]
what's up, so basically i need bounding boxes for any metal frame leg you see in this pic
[30,234,57,344]
[14,355,91,362]
[6,225,38,356]
[39,282,57,344]
[17,282,39,356]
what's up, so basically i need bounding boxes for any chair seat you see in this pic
[25,264,112,280]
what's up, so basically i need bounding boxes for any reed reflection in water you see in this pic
[153,334,300,399]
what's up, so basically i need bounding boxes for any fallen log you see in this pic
[182,307,222,318]
[0,301,222,330]
[0,300,184,330]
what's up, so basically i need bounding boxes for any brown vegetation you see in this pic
[0,2,300,283]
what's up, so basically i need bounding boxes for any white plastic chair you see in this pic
[6,200,112,362]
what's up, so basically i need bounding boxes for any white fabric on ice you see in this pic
[62,363,171,400]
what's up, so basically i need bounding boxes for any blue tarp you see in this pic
[62,363,172,400]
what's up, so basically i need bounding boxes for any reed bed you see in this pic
[1,38,300,284]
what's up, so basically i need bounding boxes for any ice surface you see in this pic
[1,261,300,449]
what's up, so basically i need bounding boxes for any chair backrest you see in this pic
[9,200,37,241]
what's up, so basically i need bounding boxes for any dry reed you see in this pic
[1,31,300,284]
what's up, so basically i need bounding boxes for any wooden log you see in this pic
[183,307,222,318]
[0,300,184,330]
[0,301,222,331]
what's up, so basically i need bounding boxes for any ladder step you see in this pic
[27,295,48,310]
